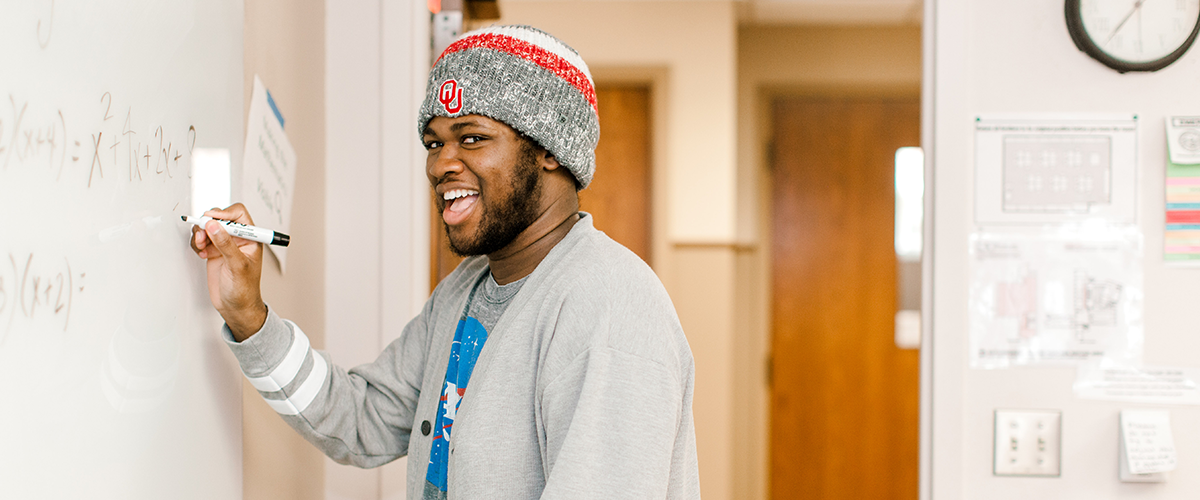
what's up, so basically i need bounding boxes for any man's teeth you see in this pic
[443,189,479,201]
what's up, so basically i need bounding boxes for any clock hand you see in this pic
[1107,0,1147,44]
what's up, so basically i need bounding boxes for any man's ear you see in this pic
[538,149,561,172]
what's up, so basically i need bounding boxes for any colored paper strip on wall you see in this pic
[1165,161,1200,262]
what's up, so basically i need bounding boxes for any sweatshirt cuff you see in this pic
[222,305,295,378]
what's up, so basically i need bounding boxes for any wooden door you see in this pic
[769,96,920,499]
[431,84,652,285]
[580,84,652,263]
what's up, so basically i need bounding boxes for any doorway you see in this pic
[769,95,921,499]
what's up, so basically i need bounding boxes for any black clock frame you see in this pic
[1065,0,1200,73]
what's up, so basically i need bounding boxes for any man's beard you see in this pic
[444,143,542,257]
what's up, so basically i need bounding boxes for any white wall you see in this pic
[929,1,1200,498]
[244,1,328,498]
[325,1,429,499]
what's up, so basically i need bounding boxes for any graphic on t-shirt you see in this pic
[441,381,461,422]
[426,316,488,493]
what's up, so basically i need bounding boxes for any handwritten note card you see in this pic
[241,75,296,271]
[1120,410,1177,476]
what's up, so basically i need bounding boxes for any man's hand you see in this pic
[190,203,267,342]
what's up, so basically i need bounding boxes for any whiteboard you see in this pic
[0,2,244,499]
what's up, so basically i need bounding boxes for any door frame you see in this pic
[589,67,670,275]
[324,1,432,497]
[746,83,926,498]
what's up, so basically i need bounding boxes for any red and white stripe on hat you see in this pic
[437,25,597,113]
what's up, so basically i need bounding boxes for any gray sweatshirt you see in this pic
[223,214,701,499]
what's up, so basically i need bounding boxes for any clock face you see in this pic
[1078,0,1200,64]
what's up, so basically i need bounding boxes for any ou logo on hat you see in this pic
[438,79,464,114]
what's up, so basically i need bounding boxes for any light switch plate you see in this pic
[994,409,1062,477]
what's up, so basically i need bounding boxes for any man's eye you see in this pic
[462,136,483,145]
[423,141,442,150]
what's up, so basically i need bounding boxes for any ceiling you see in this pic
[497,0,924,26]
[737,0,923,26]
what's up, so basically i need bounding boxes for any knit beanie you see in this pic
[418,25,599,189]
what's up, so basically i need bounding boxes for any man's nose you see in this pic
[428,145,464,181]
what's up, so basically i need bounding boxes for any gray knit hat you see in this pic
[418,25,600,189]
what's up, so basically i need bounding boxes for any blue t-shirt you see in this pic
[424,273,525,499]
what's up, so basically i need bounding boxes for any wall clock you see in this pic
[1065,0,1200,73]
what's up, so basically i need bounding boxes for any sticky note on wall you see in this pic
[1119,409,1176,481]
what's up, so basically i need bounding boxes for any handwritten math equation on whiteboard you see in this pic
[0,253,84,342]
[0,92,197,189]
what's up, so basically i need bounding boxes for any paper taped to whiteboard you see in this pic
[241,75,297,272]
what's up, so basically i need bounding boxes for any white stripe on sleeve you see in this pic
[286,351,328,414]
[255,352,328,416]
[245,320,310,392]
[260,352,328,414]
[262,396,298,415]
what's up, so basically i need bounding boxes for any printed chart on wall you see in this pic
[0,2,244,499]
[969,227,1144,368]
[975,114,1138,225]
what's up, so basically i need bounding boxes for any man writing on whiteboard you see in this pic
[190,25,699,499]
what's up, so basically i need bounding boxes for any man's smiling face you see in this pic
[424,115,543,256]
